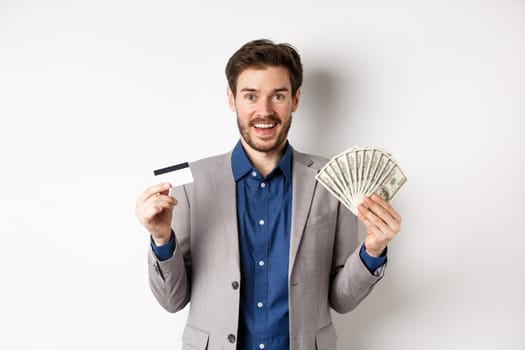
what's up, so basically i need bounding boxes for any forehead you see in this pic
[236,66,291,92]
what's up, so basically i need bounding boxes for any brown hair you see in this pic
[225,39,303,97]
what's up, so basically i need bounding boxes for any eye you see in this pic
[272,94,285,101]
[245,94,256,101]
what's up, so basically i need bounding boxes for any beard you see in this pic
[236,113,293,153]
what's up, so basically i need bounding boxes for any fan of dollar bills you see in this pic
[315,147,407,216]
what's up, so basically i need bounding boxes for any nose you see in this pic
[256,97,273,117]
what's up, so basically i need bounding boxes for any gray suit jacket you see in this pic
[148,147,385,350]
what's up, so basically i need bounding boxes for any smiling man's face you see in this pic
[228,66,301,155]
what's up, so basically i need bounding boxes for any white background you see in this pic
[1,0,523,349]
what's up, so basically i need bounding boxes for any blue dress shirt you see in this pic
[150,141,387,350]
[232,141,293,350]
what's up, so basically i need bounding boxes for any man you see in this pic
[135,39,402,350]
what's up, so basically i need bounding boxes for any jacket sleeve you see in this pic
[328,202,386,314]
[147,185,192,313]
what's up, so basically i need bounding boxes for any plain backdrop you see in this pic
[0,0,523,349]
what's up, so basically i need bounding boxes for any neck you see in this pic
[241,140,287,178]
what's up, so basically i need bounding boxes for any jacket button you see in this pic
[228,334,236,343]
[231,281,239,290]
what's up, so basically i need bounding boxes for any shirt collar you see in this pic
[231,140,293,182]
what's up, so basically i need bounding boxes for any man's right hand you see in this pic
[135,182,177,246]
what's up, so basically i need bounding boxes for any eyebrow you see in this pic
[239,87,290,93]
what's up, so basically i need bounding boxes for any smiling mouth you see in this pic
[253,122,276,129]
[251,117,279,130]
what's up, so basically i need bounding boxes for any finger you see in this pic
[358,211,390,241]
[154,194,177,205]
[357,210,373,231]
[358,203,395,238]
[371,194,402,223]
[136,182,172,206]
[363,197,400,233]
[141,204,163,223]
[138,194,175,215]
[143,194,176,211]
[141,197,175,221]
[359,204,394,239]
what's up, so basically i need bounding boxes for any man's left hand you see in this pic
[357,194,402,257]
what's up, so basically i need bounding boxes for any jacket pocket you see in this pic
[305,210,336,228]
[182,324,209,350]
[315,323,337,350]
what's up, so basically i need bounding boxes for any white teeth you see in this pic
[254,123,275,129]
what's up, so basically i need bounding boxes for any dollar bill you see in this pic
[315,146,407,215]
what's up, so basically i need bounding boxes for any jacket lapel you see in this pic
[210,152,240,267]
[289,149,318,278]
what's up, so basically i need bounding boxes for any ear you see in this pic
[291,87,301,112]
[227,87,236,112]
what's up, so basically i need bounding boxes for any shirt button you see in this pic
[258,260,265,267]
[260,182,266,188]
[259,343,265,349]
[231,281,239,290]
[259,219,265,225]
[257,302,263,308]
[252,171,257,177]
[228,334,236,343]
